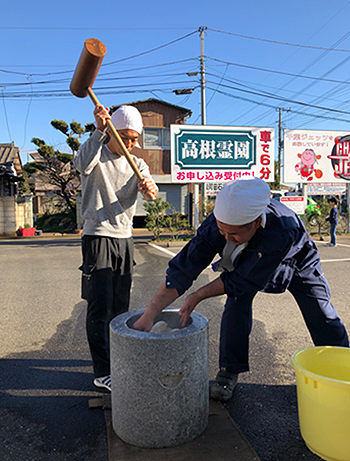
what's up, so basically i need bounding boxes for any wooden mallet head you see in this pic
[70,39,156,199]
[70,38,107,98]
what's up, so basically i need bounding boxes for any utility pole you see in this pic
[200,27,206,126]
[197,26,207,227]
[276,107,290,187]
[278,108,282,183]
[190,26,207,229]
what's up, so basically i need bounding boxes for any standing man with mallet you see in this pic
[71,39,158,391]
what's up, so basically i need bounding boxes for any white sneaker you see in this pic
[93,375,111,391]
[327,243,336,247]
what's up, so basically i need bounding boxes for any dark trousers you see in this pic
[330,223,337,245]
[219,263,349,374]
[80,236,134,378]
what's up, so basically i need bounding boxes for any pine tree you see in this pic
[25,120,86,212]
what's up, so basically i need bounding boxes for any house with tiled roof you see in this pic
[0,142,33,236]
[0,142,22,194]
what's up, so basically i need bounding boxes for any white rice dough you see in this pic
[150,321,179,333]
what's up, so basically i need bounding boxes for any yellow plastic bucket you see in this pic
[291,346,350,461]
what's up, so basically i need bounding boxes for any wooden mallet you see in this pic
[70,38,155,198]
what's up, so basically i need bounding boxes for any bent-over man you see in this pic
[134,178,348,401]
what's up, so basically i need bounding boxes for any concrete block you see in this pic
[110,308,209,448]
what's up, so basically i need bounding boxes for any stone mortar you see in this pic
[110,308,209,448]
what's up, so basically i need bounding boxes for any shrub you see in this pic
[35,211,76,234]
[143,198,170,241]
[164,211,193,240]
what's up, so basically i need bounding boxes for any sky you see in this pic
[3,0,350,169]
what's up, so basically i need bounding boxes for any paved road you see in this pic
[1,234,350,460]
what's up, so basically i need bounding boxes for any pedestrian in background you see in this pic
[326,197,338,247]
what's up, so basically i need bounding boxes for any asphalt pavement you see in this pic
[1,231,350,460]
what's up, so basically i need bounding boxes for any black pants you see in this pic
[80,236,134,378]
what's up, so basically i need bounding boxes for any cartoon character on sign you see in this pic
[294,149,323,181]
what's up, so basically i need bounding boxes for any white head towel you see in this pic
[214,178,270,225]
[110,105,143,147]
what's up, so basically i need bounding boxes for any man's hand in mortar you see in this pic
[133,313,155,332]
[133,283,180,332]
[178,292,201,327]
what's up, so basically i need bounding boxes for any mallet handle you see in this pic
[70,38,156,200]
[87,87,144,182]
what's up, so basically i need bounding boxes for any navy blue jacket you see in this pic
[326,207,338,225]
[165,200,320,300]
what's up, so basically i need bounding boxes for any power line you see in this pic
[3,21,350,56]
[282,51,350,126]
[103,30,198,67]
[0,32,198,77]
[207,22,350,53]
[3,58,350,120]
[207,56,350,86]
[20,76,33,149]
[4,24,350,134]
[0,26,196,30]
[225,25,350,126]
[1,86,12,140]
[4,53,350,101]
[238,28,350,126]
[207,86,350,124]
[0,56,197,80]
[206,71,347,104]
[1,65,198,88]
[205,78,350,116]
[206,64,229,108]
[1,81,200,99]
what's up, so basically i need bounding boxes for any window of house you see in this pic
[143,128,170,149]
